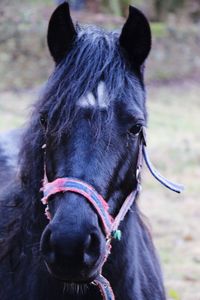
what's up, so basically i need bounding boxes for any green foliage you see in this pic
[103,0,187,20]
[154,0,186,21]
[169,0,186,11]
[168,288,181,300]
[103,0,130,16]
[29,0,52,3]
[108,0,121,16]
[1,0,52,3]
[150,22,167,38]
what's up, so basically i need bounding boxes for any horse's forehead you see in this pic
[77,81,109,109]
[76,80,145,119]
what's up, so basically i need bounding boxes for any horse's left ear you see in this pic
[47,2,77,63]
[119,6,151,67]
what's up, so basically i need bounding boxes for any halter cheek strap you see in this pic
[143,146,183,193]
[40,127,183,300]
[141,128,184,194]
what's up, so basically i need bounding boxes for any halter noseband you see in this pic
[41,177,113,237]
[41,127,183,300]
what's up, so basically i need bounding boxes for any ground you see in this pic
[0,79,199,300]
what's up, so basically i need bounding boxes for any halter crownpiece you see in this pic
[41,127,183,300]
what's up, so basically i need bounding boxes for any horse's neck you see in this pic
[104,206,166,300]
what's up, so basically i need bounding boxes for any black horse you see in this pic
[0,3,167,299]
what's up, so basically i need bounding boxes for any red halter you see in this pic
[41,177,113,237]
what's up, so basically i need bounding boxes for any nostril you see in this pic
[41,227,55,263]
[84,233,100,252]
[46,251,56,264]
[41,228,51,253]
[83,232,101,267]
[84,234,92,251]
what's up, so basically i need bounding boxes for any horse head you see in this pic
[38,3,151,284]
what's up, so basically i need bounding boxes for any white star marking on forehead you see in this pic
[78,81,109,108]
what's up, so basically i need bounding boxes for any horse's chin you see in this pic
[44,261,99,285]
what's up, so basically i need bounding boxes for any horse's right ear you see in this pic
[47,2,77,64]
[119,6,151,68]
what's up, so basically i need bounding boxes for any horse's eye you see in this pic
[129,124,142,136]
[40,115,47,129]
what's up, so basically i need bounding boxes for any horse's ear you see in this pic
[119,6,151,68]
[47,2,77,63]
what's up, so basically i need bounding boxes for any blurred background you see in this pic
[0,1,199,299]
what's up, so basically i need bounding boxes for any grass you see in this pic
[0,91,35,129]
[0,79,199,299]
[141,80,200,300]
[150,22,167,38]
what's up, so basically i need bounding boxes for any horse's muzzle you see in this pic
[40,221,106,283]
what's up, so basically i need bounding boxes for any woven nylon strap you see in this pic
[93,275,115,300]
[41,177,113,237]
[41,179,124,300]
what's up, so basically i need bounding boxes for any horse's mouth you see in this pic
[44,260,99,284]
